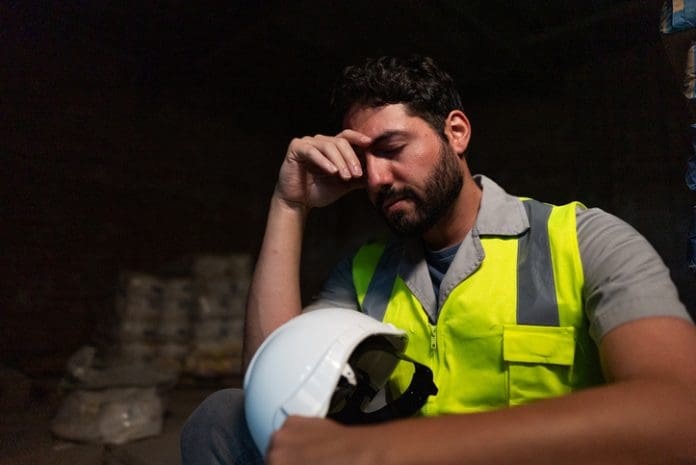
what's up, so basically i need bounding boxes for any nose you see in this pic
[364,153,394,193]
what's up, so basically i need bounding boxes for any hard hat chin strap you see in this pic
[328,353,438,425]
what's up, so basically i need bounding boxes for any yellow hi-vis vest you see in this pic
[352,199,604,415]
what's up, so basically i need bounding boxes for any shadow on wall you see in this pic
[2,2,696,370]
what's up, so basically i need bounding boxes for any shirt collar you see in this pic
[473,174,529,236]
[395,174,528,321]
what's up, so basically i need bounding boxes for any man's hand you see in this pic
[264,319,696,465]
[242,129,372,370]
[276,130,372,210]
[266,416,382,465]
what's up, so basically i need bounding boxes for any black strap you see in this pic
[329,355,437,425]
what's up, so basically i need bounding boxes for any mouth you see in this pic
[384,197,406,211]
[377,188,418,214]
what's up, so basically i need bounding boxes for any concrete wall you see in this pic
[3,29,694,367]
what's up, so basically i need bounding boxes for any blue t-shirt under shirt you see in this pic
[424,242,461,305]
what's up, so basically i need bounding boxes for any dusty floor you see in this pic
[0,373,233,465]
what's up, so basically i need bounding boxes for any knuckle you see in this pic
[290,137,310,149]
[337,138,353,151]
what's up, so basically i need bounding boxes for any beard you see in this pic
[375,141,464,237]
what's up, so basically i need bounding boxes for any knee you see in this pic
[181,388,245,448]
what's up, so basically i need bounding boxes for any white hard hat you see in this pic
[243,307,437,455]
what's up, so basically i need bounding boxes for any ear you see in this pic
[443,110,471,156]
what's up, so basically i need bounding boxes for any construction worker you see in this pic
[181,55,696,465]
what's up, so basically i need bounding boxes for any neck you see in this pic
[422,171,482,250]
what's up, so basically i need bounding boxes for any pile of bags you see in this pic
[110,273,195,370]
[185,255,251,377]
[51,253,252,444]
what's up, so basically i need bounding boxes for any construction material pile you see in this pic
[51,253,252,444]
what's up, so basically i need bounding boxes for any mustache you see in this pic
[375,186,420,210]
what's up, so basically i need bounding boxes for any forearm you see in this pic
[368,318,696,465]
[373,379,696,465]
[268,319,696,465]
[243,193,308,369]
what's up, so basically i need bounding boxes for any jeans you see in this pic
[180,389,264,465]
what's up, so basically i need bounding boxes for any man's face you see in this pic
[344,104,464,237]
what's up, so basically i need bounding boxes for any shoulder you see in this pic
[575,207,668,283]
[305,239,395,312]
[574,207,692,342]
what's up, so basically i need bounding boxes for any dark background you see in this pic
[3,0,695,371]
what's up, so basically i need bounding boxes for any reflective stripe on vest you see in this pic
[517,199,558,325]
[351,200,603,414]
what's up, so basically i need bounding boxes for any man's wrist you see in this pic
[271,189,311,219]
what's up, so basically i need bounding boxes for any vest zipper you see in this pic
[430,324,437,351]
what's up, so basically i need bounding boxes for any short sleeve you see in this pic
[577,208,693,343]
[303,253,360,312]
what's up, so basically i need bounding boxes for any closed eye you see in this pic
[375,146,404,157]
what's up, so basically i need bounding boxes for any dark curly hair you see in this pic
[330,55,463,138]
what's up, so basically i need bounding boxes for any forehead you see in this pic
[343,103,430,138]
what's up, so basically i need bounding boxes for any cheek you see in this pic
[402,143,439,172]
[398,164,429,187]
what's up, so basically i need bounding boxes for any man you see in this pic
[182,56,696,465]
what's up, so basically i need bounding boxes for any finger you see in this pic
[315,135,363,177]
[294,141,340,175]
[336,129,372,147]
[310,138,357,180]
[265,433,283,465]
[289,137,339,174]
[287,137,338,174]
[334,137,363,176]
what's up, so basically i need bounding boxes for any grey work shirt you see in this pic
[306,175,693,344]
